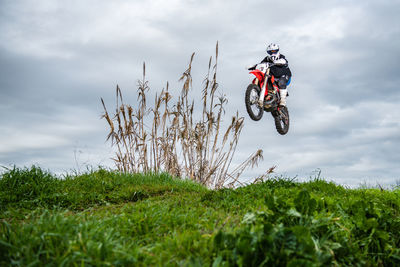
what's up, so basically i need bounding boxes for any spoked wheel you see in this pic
[273,106,289,135]
[245,84,263,121]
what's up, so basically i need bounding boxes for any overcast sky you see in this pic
[1,0,399,187]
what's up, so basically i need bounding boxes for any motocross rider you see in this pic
[259,43,292,107]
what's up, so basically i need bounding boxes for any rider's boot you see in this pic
[279,89,287,107]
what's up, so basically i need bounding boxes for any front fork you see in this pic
[258,69,270,107]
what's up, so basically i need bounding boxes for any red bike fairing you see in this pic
[250,70,271,97]
[250,70,280,97]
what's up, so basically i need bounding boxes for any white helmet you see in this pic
[267,43,280,60]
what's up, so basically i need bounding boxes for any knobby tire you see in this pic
[245,84,263,121]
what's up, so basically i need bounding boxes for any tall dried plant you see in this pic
[101,43,266,189]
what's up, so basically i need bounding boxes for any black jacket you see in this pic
[261,54,292,78]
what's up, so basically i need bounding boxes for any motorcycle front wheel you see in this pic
[273,106,289,135]
[245,84,263,121]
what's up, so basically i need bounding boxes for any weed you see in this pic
[1,168,400,265]
[0,166,206,212]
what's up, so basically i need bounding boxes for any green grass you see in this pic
[1,166,400,266]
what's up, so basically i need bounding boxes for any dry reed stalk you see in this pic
[101,43,271,188]
[251,166,277,185]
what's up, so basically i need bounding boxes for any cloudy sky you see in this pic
[1,0,399,187]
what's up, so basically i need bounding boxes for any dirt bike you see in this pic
[245,63,290,135]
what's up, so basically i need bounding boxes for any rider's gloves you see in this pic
[274,58,287,65]
[271,58,288,65]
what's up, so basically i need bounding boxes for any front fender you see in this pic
[249,70,265,82]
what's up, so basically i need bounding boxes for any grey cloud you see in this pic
[1,0,400,186]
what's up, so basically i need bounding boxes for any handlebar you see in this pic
[247,63,277,71]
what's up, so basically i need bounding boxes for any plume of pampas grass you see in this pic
[101,43,270,189]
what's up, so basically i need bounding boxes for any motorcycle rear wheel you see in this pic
[245,84,263,121]
[273,106,289,135]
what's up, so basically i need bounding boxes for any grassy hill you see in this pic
[1,166,400,266]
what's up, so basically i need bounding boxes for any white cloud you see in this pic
[0,131,69,154]
[284,7,349,45]
[0,106,101,154]
[0,1,182,59]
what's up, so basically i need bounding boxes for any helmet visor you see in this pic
[267,50,278,55]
